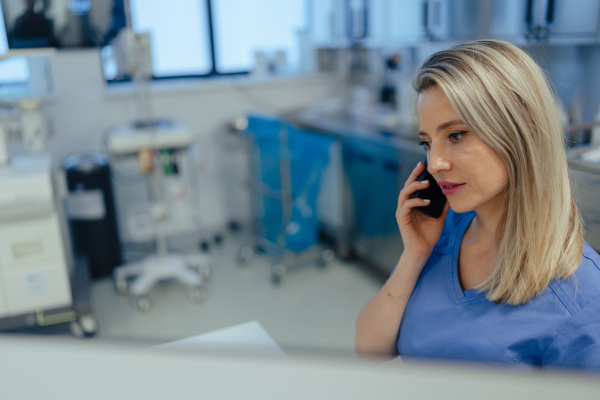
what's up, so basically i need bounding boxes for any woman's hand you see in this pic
[396,161,450,261]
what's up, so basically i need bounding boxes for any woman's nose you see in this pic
[427,144,450,176]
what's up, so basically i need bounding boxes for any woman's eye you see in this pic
[418,140,431,150]
[449,131,467,142]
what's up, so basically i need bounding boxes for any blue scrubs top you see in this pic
[397,210,600,371]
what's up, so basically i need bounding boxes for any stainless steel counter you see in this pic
[291,109,423,153]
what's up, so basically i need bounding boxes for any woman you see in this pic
[355,39,600,370]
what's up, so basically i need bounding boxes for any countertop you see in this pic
[290,109,424,154]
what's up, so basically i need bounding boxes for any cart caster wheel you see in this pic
[70,320,83,338]
[190,287,208,303]
[271,273,281,285]
[317,249,335,268]
[134,296,151,312]
[80,314,98,335]
[70,318,97,339]
[115,278,128,295]
[271,264,286,285]
[237,245,255,265]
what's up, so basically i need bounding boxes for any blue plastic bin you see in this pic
[246,115,334,252]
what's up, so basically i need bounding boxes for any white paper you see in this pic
[154,321,286,357]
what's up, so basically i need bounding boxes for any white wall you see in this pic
[44,49,345,239]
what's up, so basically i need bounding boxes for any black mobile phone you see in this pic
[410,160,447,218]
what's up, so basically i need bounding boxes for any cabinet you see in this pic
[342,138,424,274]
[0,214,72,316]
[535,0,600,42]
[309,0,348,46]
[368,0,445,45]
[487,0,600,43]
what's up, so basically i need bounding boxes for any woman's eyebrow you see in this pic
[436,119,464,132]
[419,119,465,137]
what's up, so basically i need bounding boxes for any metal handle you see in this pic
[546,0,555,23]
[526,0,534,26]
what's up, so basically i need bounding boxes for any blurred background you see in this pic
[0,0,599,364]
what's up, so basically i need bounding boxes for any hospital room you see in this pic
[0,0,599,397]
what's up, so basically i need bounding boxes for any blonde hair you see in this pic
[414,39,583,305]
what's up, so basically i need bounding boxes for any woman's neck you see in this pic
[465,197,505,249]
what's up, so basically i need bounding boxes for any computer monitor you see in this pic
[0,0,126,50]
[0,2,9,55]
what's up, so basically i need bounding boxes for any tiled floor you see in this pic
[88,232,383,356]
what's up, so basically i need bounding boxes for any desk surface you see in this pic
[0,333,598,399]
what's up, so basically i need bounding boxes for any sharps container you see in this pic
[63,153,122,279]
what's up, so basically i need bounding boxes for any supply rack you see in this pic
[236,114,335,284]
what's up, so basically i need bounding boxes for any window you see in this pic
[104,0,307,81]
[0,57,31,97]
[129,0,212,77]
[211,0,306,73]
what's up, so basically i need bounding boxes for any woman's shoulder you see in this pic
[549,242,600,315]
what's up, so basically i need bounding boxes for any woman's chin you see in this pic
[446,201,472,214]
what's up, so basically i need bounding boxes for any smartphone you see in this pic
[409,160,447,218]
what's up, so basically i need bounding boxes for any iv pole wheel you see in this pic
[237,245,255,265]
[317,248,335,268]
[134,296,151,312]
[190,286,207,303]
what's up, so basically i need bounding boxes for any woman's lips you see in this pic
[437,182,465,196]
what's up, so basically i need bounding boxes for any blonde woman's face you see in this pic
[416,86,508,215]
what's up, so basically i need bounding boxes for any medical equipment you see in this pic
[0,106,97,337]
[107,6,210,311]
[63,153,123,279]
[108,121,211,312]
[236,115,335,284]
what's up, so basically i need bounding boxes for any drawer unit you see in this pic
[1,256,72,316]
[0,213,72,316]
[0,214,65,269]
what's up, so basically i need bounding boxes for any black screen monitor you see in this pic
[0,0,126,49]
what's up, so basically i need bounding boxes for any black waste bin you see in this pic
[63,153,122,279]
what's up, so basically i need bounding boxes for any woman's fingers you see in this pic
[398,178,430,207]
[402,197,431,213]
[396,197,431,218]
[403,161,426,188]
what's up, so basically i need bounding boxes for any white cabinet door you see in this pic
[0,214,65,268]
[2,257,72,316]
[487,0,530,41]
[309,0,346,45]
[388,0,425,42]
[546,0,599,37]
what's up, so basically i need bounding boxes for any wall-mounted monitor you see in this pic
[0,0,126,49]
